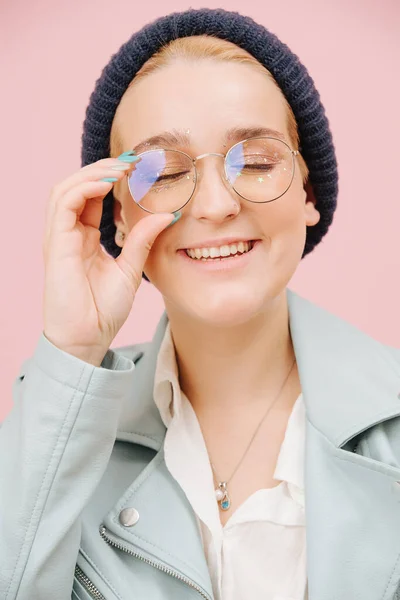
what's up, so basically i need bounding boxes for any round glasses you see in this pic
[127,136,299,214]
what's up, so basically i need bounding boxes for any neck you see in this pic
[164,290,297,415]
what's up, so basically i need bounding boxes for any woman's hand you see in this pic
[42,156,174,366]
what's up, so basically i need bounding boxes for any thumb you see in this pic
[115,212,176,291]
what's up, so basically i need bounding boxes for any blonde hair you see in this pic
[110,35,309,184]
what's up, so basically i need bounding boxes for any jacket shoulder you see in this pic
[384,343,400,367]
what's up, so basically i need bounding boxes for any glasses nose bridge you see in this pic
[193,152,227,184]
[194,151,225,163]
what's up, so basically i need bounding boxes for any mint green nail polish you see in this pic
[117,151,137,160]
[100,177,118,182]
[118,151,136,157]
[166,210,182,228]
[117,155,140,163]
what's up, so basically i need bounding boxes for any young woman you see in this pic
[1,8,400,600]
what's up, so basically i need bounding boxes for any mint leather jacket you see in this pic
[1,288,400,600]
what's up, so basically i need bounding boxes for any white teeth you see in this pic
[185,241,253,260]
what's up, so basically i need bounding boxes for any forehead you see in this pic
[115,59,289,151]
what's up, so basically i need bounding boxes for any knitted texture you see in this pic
[81,8,338,282]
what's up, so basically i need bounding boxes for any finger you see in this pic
[44,180,114,259]
[115,213,175,291]
[79,195,104,231]
[45,158,138,242]
[56,159,135,197]
[56,156,138,198]
[53,180,113,234]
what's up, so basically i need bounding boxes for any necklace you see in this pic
[208,356,297,511]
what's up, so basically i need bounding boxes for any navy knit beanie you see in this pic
[81,8,338,282]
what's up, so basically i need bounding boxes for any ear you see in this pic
[303,180,320,227]
[112,197,128,247]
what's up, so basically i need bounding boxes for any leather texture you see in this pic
[1,287,400,600]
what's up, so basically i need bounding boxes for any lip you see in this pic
[177,239,262,272]
[178,237,259,251]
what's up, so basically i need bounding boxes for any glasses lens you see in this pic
[127,149,195,213]
[225,137,295,202]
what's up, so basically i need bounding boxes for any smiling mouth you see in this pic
[184,240,256,261]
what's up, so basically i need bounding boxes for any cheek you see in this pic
[255,190,305,238]
[255,188,307,270]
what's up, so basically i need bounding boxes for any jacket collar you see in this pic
[116,287,400,450]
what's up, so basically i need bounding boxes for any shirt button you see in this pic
[119,507,140,526]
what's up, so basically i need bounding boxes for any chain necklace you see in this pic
[207,356,297,511]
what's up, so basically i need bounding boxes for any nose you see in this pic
[188,154,241,222]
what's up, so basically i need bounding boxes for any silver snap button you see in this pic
[119,507,140,527]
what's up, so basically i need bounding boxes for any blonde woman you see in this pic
[1,8,400,600]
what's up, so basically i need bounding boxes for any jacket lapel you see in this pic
[101,445,214,599]
[287,290,400,447]
[110,288,400,599]
[287,290,400,599]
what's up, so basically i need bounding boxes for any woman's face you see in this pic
[113,59,320,326]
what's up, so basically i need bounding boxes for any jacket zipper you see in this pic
[74,564,107,600]
[99,525,212,600]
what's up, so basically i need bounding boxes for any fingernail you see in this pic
[110,163,131,171]
[117,155,141,163]
[118,151,136,157]
[166,211,182,228]
[99,177,118,182]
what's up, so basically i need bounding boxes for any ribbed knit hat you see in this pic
[81,8,338,282]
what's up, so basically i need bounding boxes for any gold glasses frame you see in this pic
[126,136,300,214]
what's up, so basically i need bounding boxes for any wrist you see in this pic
[43,333,108,367]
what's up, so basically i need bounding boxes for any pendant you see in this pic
[215,482,231,511]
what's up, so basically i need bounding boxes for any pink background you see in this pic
[1,0,399,420]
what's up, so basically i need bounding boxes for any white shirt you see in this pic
[153,323,308,600]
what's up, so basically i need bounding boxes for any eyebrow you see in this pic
[131,126,287,155]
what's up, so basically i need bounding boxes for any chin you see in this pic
[179,285,272,328]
